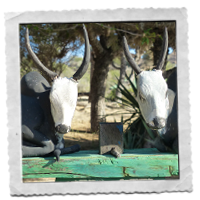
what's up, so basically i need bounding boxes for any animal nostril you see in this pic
[55,125,60,133]
[153,117,165,128]
[153,118,159,127]
[55,124,71,134]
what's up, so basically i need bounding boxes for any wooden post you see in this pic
[99,122,123,156]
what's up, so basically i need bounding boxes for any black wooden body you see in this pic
[154,69,178,153]
[21,71,79,158]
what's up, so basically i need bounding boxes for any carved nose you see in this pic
[55,124,71,134]
[153,117,166,129]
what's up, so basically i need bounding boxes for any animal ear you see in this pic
[156,27,168,70]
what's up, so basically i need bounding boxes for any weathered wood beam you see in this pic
[22,148,179,181]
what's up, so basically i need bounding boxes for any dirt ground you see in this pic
[64,96,132,150]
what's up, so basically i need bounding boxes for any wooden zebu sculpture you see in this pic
[21,25,90,161]
[123,28,178,153]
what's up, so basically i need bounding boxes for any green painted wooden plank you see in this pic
[22,148,179,181]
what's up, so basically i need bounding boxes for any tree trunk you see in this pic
[90,55,110,132]
[88,55,95,103]
[134,47,141,64]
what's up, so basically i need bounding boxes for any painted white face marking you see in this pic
[50,77,78,129]
[136,70,169,129]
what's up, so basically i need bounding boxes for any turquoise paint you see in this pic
[116,124,123,134]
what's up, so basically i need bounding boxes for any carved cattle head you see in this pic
[25,25,90,134]
[123,28,169,130]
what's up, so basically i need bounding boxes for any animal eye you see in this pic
[139,92,145,102]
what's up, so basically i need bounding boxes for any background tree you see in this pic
[20,23,84,79]
[86,22,176,132]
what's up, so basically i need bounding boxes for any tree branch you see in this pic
[111,61,120,70]
[99,35,110,51]
[129,68,134,79]
[48,25,79,32]
[27,24,79,33]
[95,23,143,37]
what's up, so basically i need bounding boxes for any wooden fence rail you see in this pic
[22,148,179,182]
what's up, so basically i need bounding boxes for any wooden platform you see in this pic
[22,148,179,182]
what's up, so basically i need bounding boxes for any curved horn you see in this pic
[25,28,58,82]
[73,24,90,80]
[122,36,141,75]
[156,27,168,70]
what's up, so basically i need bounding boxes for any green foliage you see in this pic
[116,73,155,149]
[112,57,121,66]
[20,57,34,78]
[141,37,150,45]
[158,35,163,40]
[105,69,120,98]
[165,61,175,71]
[93,22,176,55]
[141,28,157,45]
[21,22,176,78]
[107,87,117,102]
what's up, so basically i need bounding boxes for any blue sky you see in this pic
[51,31,174,63]
[62,44,174,63]
[129,47,173,55]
